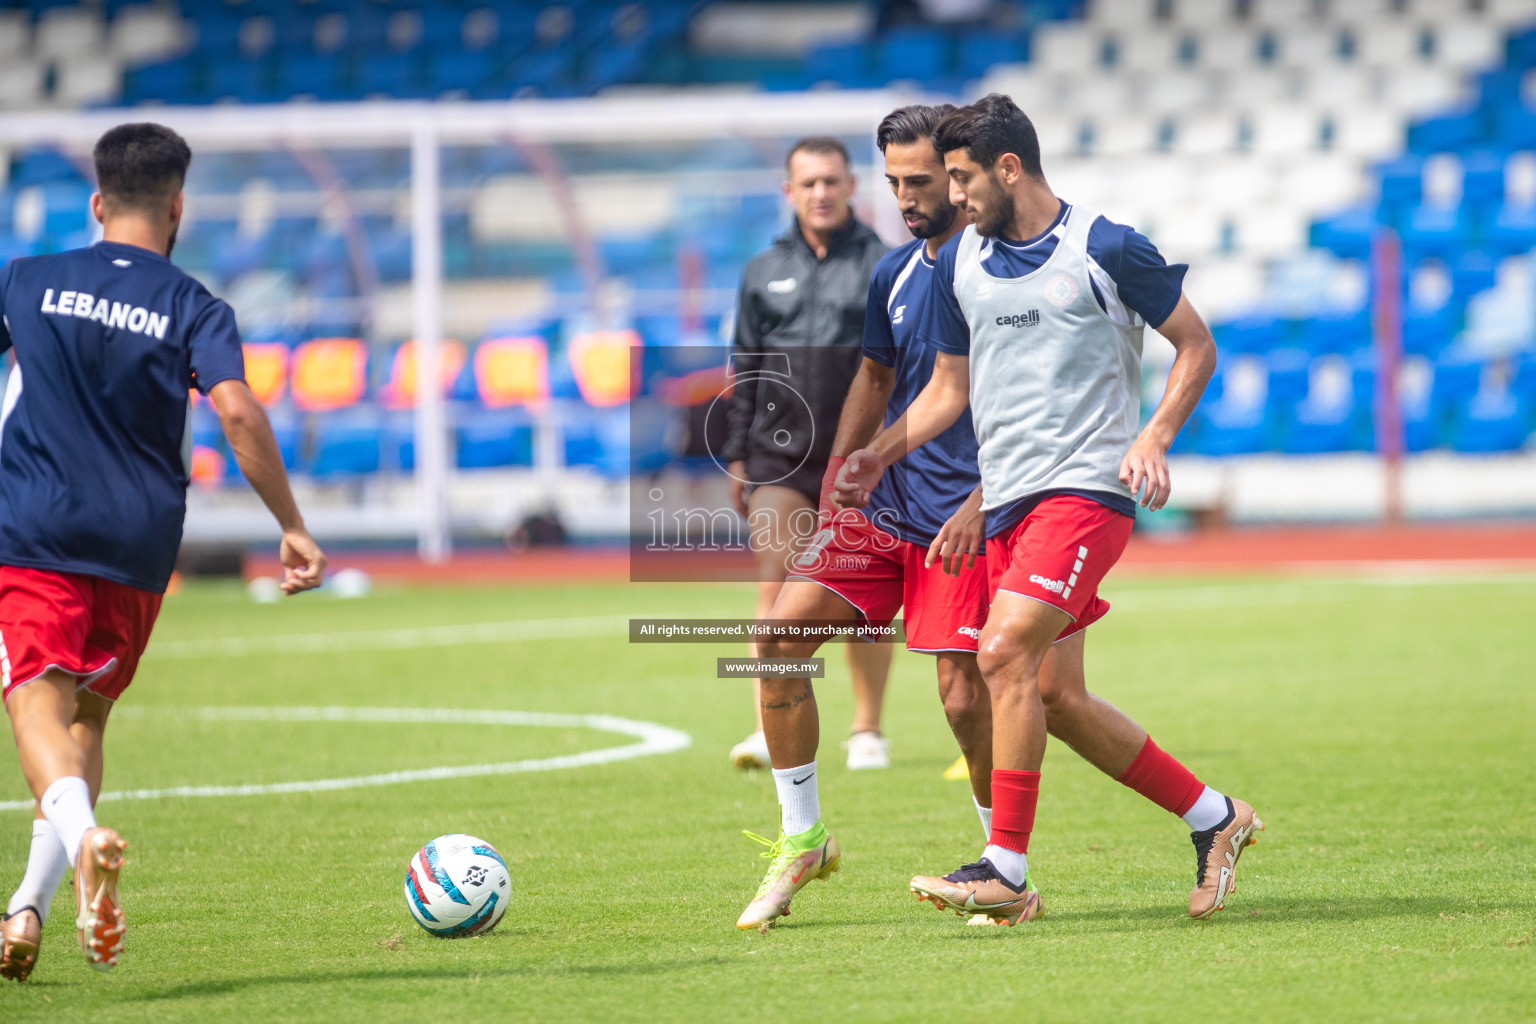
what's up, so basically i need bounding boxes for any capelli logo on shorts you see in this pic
[995,310,1040,328]
[1029,574,1066,594]
[957,626,981,639]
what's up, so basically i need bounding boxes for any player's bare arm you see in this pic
[834,350,970,509]
[815,357,896,519]
[208,380,326,594]
[1117,294,1217,512]
[925,483,984,576]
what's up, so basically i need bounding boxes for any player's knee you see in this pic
[1038,682,1085,724]
[975,636,1043,688]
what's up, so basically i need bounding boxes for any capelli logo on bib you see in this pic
[996,310,1040,328]
[1045,273,1079,307]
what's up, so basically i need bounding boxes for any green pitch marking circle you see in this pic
[0,707,692,812]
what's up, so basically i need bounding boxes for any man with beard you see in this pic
[723,137,895,774]
[0,123,326,979]
[735,105,999,931]
[836,94,1263,926]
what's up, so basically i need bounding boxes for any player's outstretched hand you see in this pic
[1119,439,1172,511]
[926,492,984,576]
[832,449,883,510]
[279,528,327,595]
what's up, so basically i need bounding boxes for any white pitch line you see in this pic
[0,707,691,813]
[146,614,631,659]
[143,573,1536,660]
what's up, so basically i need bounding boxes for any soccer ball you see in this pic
[404,833,511,938]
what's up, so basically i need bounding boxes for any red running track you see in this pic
[241,522,1536,586]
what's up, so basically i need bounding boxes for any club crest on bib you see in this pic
[1045,273,1078,307]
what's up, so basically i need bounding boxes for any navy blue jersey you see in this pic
[859,239,981,547]
[918,202,1185,535]
[0,242,246,593]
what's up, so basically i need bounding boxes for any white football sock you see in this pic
[771,761,819,836]
[1182,786,1230,832]
[39,776,96,864]
[7,819,70,922]
[973,796,992,841]
[982,844,1027,887]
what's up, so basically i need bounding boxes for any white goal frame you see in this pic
[0,91,913,560]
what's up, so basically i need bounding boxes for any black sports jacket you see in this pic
[721,216,889,468]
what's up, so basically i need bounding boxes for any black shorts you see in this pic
[743,450,823,506]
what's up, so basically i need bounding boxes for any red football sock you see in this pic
[1116,736,1206,817]
[987,769,1040,853]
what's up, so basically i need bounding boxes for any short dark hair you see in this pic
[93,122,191,212]
[933,94,1043,179]
[876,103,957,153]
[785,135,850,172]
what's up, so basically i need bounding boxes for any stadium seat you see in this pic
[567,329,640,408]
[307,407,383,477]
[265,406,304,472]
[1274,353,1372,453]
[291,338,368,411]
[379,339,468,410]
[456,408,535,469]
[474,335,550,408]
[241,342,290,406]
[562,404,630,479]
[1193,353,1270,455]
[1448,385,1531,452]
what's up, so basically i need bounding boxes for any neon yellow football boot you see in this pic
[735,822,841,931]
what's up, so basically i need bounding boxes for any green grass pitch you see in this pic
[0,571,1533,1022]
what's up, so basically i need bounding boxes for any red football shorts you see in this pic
[0,567,163,703]
[986,495,1134,642]
[790,511,988,652]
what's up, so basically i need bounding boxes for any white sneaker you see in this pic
[730,729,771,770]
[844,731,889,770]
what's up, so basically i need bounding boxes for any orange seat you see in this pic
[474,336,550,408]
[382,339,467,409]
[291,338,367,411]
[658,365,731,407]
[242,343,290,406]
[568,329,640,408]
[189,445,226,489]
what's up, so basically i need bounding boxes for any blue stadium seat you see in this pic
[958,31,1026,77]
[1448,386,1530,453]
[1403,308,1459,359]
[1213,314,1285,355]
[1293,311,1370,355]
[1397,356,1441,452]
[1406,110,1483,155]
[1460,151,1505,218]
[1376,157,1423,209]
[1399,205,1471,262]
[1484,204,1536,256]
[209,59,277,103]
[123,58,201,104]
[1192,354,1270,455]
[1274,354,1372,454]
[804,42,876,88]
[307,407,383,477]
[876,28,948,83]
[266,407,304,472]
[1310,204,1376,260]
[278,53,347,100]
[457,408,535,469]
[358,53,427,98]
[562,405,630,478]
[11,149,86,187]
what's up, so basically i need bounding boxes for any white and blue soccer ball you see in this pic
[404,833,510,938]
